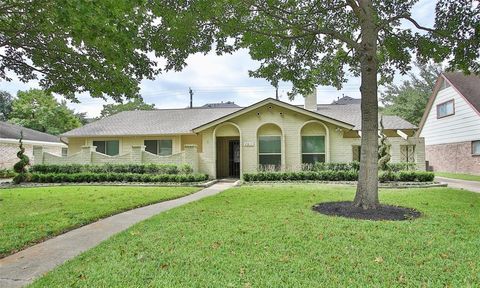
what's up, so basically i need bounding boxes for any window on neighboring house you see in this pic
[440,80,451,90]
[144,140,173,156]
[301,136,325,164]
[437,99,455,118]
[352,145,361,162]
[93,140,119,156]
[258,136,281,170]
[472,141,480,156]
[400,145,416,163]
[61,148,68,157]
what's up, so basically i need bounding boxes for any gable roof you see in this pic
[192,98,355,132]
[417,72,480,135]
[0,121,61,143]
[443,72,480,113]
[62,107,242,137]
[62,97,417,137]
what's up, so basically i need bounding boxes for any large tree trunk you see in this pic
[353,0,379,209]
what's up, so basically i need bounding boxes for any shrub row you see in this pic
[0,169,16,179]
[243,170,435,182]
[379,171,435,182]
[29,172,208,183]
[303,161,417,172]
[30,163,193,175]
[243,171,359,182]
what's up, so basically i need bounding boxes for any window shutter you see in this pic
[400,145,407,162]
[352,146,360,162]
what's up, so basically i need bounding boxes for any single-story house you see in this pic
[0,121,67,169]
[40,92,425,178]
[418,72,480,175]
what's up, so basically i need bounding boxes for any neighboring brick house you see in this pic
[44,93,425,179]
[418,72,480,175]
[0,122,67,169]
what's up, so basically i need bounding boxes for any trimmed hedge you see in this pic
[0,169,16,179]
[29,172,208,183]
[243,170,435,182]
[30,163,193,175]
[303,161,416,172]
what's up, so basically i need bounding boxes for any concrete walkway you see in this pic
[436,176,480,193]
[0,181,236,288]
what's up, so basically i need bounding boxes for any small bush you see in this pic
[386,162,417,172]
[0,169,16,179]
[30,163,191,175]
[28,172,208,183]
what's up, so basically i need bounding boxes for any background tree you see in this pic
[9,89,81,135]
[381,63,442,125]
[0,90,13,121]
[99,98,155,118]
[0,0,157,101]
[148,0,479,209]
[12,131,30,184]
[74,112,90,126]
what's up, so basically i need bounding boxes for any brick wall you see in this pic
[426,141,480,175]
[0,143,62,169]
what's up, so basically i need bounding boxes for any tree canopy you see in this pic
[99,98,155,118]
[0,0,156,101]
[381,63,442,125]
[0,90,13,121]
[9,89,82,135]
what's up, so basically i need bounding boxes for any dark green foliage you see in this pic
[378,118,391,171]
[244,170,434,183]
[381,63,442,125]
[9,89,82,135]
[379,171,435,183]
[29,173,208,183]
[13,132,30,184]
[0,169,16,179]
[0,91,13,121]
[99,98,155,118]
[303,162,360,172]
[385,162,417,172]
[30,163,191,175]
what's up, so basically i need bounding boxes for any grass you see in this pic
[0,186,198,257]
[31,185,480,287]
[436,172,480,182]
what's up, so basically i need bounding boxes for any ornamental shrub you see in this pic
[30,163,191,175]
[27,172,208,183]
[13,132,31,184]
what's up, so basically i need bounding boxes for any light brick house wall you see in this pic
[426,141,480,175]
[0,141,64,169]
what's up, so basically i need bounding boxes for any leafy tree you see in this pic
[149,0,479,209]
[0,0,156,101]
[9,89,81,135]
[74,112,90,126]
[0,90,13,121]
[99,98,155,118]
[381,63,442,125]
[13,131,30,184]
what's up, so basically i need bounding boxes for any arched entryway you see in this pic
[213,122,241,178]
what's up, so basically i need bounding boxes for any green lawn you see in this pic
[0,186,198,257]
[436,172,480,182]
[31,185,480,287]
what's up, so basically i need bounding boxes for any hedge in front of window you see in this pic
[30,163,193,175]
[29,172,208,183]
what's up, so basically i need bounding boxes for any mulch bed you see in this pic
[312,201,421,221]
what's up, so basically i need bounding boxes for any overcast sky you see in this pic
[0,0,436,118]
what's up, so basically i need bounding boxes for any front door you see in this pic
[228,140,240,178]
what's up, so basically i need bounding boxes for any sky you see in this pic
[0,0,436,118]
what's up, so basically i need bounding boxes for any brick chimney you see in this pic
[304,88,317,111]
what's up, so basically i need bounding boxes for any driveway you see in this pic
[435,177,480,193]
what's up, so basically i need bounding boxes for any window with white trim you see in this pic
[258,136,281,170]
[302,136,325,164]
[437,99,455,118]
[144,140,173,156]
[93,140,119,156]
[472,141,480,156]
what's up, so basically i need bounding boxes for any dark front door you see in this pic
[229,140,240,178]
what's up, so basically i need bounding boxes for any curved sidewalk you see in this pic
[0,181,236,288]
[435,177,480,193]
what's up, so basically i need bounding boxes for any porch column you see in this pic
[183,144,199,173]
[33,146,43,165]
[131,145,145,164]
